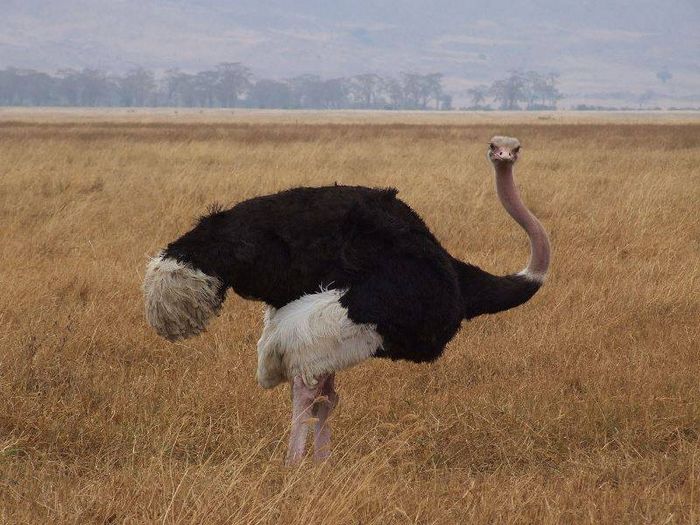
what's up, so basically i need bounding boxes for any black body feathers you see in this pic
[164,185,542,363]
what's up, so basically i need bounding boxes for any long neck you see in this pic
[494,163,550,283]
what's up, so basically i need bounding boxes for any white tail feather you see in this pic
[143,253,223,341]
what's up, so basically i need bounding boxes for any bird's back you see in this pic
[166,185,446,304]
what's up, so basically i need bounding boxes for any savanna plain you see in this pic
[0,110,698,524]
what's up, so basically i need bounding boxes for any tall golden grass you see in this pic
[0,112,698,524]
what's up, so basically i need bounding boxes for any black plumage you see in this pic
[163,185,542,363]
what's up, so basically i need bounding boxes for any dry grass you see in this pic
[0,112,698,524]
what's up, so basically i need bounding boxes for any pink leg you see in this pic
[313,373,338,462]
[286,376,318,465]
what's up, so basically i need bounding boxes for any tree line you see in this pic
[0,63,563,110]
[465,71,562,110]
[0,64,453,110]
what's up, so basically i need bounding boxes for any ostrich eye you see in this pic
[513,146,520,153]
[489,143,496,150]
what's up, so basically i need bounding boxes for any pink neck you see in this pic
[494,163,550,282]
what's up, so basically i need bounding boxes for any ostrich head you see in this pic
[487,136,521,165]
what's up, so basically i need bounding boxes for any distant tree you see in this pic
[400,73,423,109]
[490,71,526,110]
[215,62,251,107]
[284,75,351,109]
[249,79,292,108]
[399,72,444,109]
[21,69,56,105]
[77,69,113,106]
[319,77,350,108]
[287,74,323,108]
[522,71,544,108]
[164,69,196,106]
[439,94,453,110]
[0,68,60,105]
[118,68,156,106]
[350,73,383,108]
[522,71,562,109]
[425,73,444,110]
[0,68,21,104]
[384,77,405,109]
[194,70,220,107]
[56,69,82,105]
[466,85,489,108]
[541,72,563,108]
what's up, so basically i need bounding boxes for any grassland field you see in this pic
[0,110,698,524]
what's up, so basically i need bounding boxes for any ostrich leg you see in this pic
[286,373,337,464]
[313,373,338,462]
[286,375,318,464]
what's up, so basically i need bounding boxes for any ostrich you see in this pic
[143,136,550,464]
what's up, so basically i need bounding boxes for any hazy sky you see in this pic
[2,0,698,103]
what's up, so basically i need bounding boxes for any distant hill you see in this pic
[2,0,699,107]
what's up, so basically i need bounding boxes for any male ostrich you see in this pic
[143,136,550,464]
